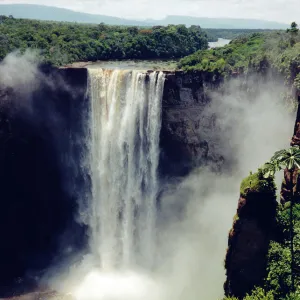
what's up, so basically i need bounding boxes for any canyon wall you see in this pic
[160,70,225,177]
[224,171,278,298]
[0,66,89,296]
[0,66,226,295]
[0,65,288,296]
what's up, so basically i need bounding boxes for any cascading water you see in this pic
[87,68,165,271]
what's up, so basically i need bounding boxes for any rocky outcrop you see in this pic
[224,171,277,299]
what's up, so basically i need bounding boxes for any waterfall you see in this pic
[87,68,165,270]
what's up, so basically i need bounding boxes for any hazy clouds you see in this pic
[0,0,298,23]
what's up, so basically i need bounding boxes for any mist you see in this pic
[0,50,41,91]
[44,74,295,300]
[148,77,295,300]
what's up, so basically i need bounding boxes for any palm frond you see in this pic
[269,147,300,171]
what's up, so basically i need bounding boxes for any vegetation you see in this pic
[0,15,281,66]
[225,287,275,300]
[226,147,300,299]
[178,32,267,73]
[0,16,208,66]
[287,22,299,46]
[178,23,300,92]
[262,147,300,296]
[205,29,277,42]
[267,203,300,299]
[2,13,300,300]
[240,170,276,197]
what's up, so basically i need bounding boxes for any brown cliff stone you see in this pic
[224,173,277,299]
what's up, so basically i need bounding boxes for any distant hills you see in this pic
[0,4,147,26]
[154,16,289,29]
[0,4,289,29]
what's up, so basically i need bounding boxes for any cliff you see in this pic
[0,66,227,295]
[0,65,288,296]
[0,66,89,296]
[224,171,278,298]
[160,70,225,176]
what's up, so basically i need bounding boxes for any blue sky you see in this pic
[0,0,297,23]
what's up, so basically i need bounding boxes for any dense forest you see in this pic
[0,16,208,65]
[0,15,279,66]
[179,23,300,78]
[179,23,300,100]
[205,28,276,42]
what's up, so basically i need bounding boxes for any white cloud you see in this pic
[0,0,299,23]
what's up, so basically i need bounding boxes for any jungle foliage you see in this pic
[0,16,208,65]
[225,146,300,300]
[240,170,276,198]
[205,28,276,42]
[179,23,300,87]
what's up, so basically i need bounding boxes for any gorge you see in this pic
[0,54,297,299]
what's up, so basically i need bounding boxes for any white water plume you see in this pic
[88,68,165,270]
[51,72,294,300]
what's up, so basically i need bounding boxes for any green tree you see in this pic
[287,22,299,46]
[287,22,299,34]
[0,18,208,65]
[262,146,300,292]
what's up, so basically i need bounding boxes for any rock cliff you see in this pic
[0,66,89,296]
[0,66,227,295]
[224,171,278,298]
[160,71,225,177]
[0,65,284,296]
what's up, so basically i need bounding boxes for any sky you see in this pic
[0,0,298,23]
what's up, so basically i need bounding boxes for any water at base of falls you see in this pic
[73,269,163,300]
[87,68,165,271]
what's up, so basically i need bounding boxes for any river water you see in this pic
[208,38,231,49]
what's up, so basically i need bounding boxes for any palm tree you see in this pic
[262,146,300,291]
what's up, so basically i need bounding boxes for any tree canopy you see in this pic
[0,16,208,66]
[178,23,300,83]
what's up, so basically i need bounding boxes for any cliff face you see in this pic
[0,66,89,296]
[224,172,277,299]
[0,66,278,296]
[160,71,225,177]
[0,67,226,295]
